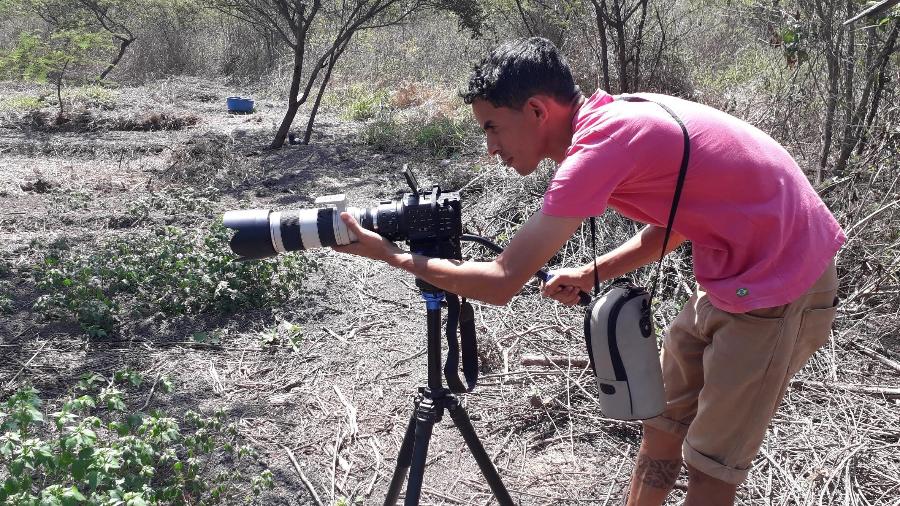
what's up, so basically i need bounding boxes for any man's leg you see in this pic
[626,426,684,506]
[681,263,839,492]
[628,291,711,506]
[684,464,737,506]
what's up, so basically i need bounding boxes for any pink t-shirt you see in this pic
[542,91,846,313]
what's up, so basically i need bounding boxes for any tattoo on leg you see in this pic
[635,454,682,489]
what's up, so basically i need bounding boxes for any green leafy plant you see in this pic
[258,321,303,352]
[0,373,274,504]
[32,222,313,337]
[362,112,470,157]
[0,29,112,117]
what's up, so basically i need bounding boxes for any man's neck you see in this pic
[548,94,585,164]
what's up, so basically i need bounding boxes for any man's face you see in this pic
[471,99,544,176]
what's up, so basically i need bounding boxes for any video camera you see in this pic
[222,166,462,260]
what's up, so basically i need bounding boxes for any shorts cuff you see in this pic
[643,415,690,438]
[683,440,750,485]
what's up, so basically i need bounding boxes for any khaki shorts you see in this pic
[644,261,839,484]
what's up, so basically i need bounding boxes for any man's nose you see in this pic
[486,138,500,156]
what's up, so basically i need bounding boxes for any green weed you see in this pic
[32,222,313,337]
[0,375,273,504]
[339,85,389,121]
[65,84,119,110]
[361,116,406,152]
[0,95,44,112]
[413,115,467,157]
[362,113,470,157]
[258,320,303,352]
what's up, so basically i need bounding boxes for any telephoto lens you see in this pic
[222,195,373,260]
[223,185,462,261]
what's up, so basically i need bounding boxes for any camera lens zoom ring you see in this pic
[317,208,337,247]
[280,211,304,252]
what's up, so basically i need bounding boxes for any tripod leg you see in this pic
[403,417,435,506]
[384,414,417,506]
[449,403,515,506]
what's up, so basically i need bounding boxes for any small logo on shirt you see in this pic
[736,288,749,297]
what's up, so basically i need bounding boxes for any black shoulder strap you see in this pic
[616,95,691,302]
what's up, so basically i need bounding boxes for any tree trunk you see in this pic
[630,0,648,90]
[302,42,348,144]
[99,36,134,80]
[835,20,899,174]
[55,59,69,119]
[272,50,305,148]
[857,24,894,156]
[817,2,841,183]
[612,0,628,92]
[592,0,611,91]
[835,0,856,176]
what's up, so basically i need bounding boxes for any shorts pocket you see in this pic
[743,304,789,320]
[788,297,839,376]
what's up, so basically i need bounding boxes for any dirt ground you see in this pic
[1,78,898,505]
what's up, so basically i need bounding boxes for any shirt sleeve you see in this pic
[541,133,635,218]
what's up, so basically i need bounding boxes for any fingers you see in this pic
[340,212,364,235]
[540,281,581,307]
[559,286,581,306]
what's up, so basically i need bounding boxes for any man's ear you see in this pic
[525,96,550,123]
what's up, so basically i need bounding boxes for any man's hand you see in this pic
[541,266,594,306]
[332,212,404,263]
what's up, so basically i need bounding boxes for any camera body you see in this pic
[372,185,462,260]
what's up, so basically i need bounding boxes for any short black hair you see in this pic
[462,37,580,109]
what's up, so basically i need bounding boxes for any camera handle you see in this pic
[461,234,591,306]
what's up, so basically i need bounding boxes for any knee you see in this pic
[640,424,684,458]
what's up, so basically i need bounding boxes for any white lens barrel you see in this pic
[270,211,286,253]
[298,209,322,249]
[332,208,350,246]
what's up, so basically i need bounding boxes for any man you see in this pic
[334,37,844,505]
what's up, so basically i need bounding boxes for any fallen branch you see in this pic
[790,379,900,399]
[3,339,48,393]
[140,374,161,411]
[520,354,589,368]
[851,342,900,374]
[284,446,324,506]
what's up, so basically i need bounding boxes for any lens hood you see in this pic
[223,210,277,260]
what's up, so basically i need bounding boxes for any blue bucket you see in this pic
[227,96,254,113]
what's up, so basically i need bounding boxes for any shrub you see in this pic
[111,112,201,132]
[361,116,406,152]
[413,115,467,157]
[0,291,11,314]
[65,85,119,111]
[32,222,313,337]
[341,86,389,121]
[164,136,255,189]
[362,113,470,157]
[0,374,273,504]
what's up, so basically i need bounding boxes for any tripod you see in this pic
[383,278,515,506]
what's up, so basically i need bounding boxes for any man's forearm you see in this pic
[386,251,523,305]
[590,225,686,281]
